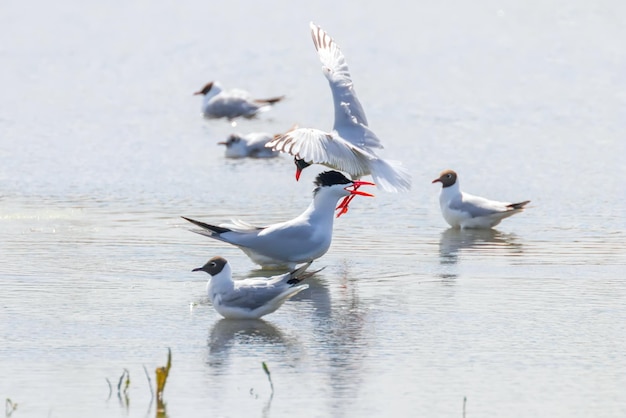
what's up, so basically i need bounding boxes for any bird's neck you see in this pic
[204,84,222,102]
[301,191,343,224]
[208,267,234,292]
[440,181,461,202]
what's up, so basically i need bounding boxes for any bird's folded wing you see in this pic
[227,88,253,100]
[451,194,509,217]
[222,285,286,310]
[220,219,265,232]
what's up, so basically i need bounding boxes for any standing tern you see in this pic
[192,256,322,319]
[194,81,284,121]
[182,171,375,269]
[218,132,280,158]
[432,169,530,229]
[266,22,411,192]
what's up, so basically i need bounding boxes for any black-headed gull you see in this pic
[266,23,411,193]
[432,169,530,229]
[192,256,322,319]
[182,171,375,269]
[194,81,284,121]
[218,132,280,158]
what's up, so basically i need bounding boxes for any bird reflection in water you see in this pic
[438,228,525,281]
[206,319,296,371]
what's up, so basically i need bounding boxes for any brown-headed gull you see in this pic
[432,169,530,229]
[192,256,322,319]
[194,81,284,121]
[218,132,280,158]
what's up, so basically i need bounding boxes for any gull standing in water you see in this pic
[432,169,530,229]
[266,23,411,192]
[192,256,322,319]
[218,132,280,159]
[182,171,375,269]
[194,81,284,121]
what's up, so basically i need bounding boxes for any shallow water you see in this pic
[1,0,625,417]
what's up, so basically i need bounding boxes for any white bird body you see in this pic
[218,132,280,158]
[193,256,320,319]
[194,81,284,120]
[183,171,375,269]
[433,169,530,229]
[266,23,411,192]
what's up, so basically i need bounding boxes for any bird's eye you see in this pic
[210,262,216,267]
[446,174,452,178]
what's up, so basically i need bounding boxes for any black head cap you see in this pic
[314,171,351,187]
[194,81,214,96]
[295,157,311,171]
[192,256,228,275]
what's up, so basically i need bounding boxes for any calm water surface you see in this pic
[1,0,625,417]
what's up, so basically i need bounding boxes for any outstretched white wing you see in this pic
[267,128,375,178]
[310,22,382,150]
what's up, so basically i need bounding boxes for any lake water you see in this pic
[1,0,625,417]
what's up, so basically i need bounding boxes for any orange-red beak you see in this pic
[336,180,376,218]
[346,180,375,197]
[295,168,302,181]
[432,178,441,183]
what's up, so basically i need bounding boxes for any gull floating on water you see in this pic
[432,169,530,229]
[192,256,322,319]
[182,171,375,269]
[194,81,284,121]
[218,132,281,158]
[266,22,411,192]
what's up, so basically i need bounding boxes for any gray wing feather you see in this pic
[451,193,513,217]
[219,286,287,310]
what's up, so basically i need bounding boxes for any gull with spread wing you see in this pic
[266,23,411,193]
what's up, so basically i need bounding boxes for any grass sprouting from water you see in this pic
[262,362,274,395]
[143,365,154,402]
[155,348,172,415]
[5,398,18,417]
[117,369,130,397]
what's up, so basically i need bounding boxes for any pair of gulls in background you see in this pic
[188,23,530,320]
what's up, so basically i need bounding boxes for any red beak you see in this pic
[336,180,376,218]
[295,168,302,181]
[432,178,442,184]
[349,180,375,196]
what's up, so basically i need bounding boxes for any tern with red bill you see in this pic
[192,256,322,319]
[432,169,530,229]
[182,171,375,269]
[194,81,284,121]
[266,23,411,192]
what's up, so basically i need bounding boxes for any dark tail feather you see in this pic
[507,200,530,210]
[257,95,285,105]
[181,216,231,234]
[287,263,326,285]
